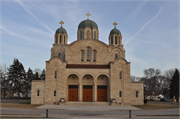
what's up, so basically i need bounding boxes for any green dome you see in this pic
[110,28,121,35]
[56,27,67,34]
[78,19,98,29]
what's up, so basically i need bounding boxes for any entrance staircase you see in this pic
[65,102,110,106]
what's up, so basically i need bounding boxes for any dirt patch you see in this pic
[1,103,42,109]
[133,103,179,110]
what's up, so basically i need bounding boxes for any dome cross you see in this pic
[59,21,64,27]
[113,22,117,29]
[86,12,91,20]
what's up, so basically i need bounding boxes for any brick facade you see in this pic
[31,16,144,105]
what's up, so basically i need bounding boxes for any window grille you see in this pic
[119,72,122,79]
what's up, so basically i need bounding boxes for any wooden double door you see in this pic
[83,85,93,102]
[68,85,78,101]
[97,86,107,102]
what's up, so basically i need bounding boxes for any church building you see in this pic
[31,12,144,105]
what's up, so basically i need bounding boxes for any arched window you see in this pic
[58,53,62,58]
[56,35,58,44]
[55,71,57,78]
[119,37,120,45]
[94,31,96,39]
[115,54,118,60]
[80,31,83,39]
[86,47,91,62]
[93,50,96,62]
[60,35,62,43]
[64,36,65,44]
[111,36,113,45]
[115,36,117,44]
[81,50,84,62]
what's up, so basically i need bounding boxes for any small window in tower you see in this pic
[87,30,90,38]
[87,47,91,62]
[119,91,121,97]
[55,71,57,78]
[64,36,65,44]
[60,35,62,43]
[111,36,113,45]
[93,50,96,62]
[119,37,120,45]
[56,35,58,44]
[115,36,117,44]
[119,72,122,79]
[94,31,96,39]
[115,54,118,60]
[80,31,83,39]
[37,90,39,96]
[54,90,56,96]
[136,91,138,97]
[81,50,84,62]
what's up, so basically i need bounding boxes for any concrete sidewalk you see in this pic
[35,105,141,111]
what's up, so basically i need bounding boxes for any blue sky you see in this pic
[0,0,179,77]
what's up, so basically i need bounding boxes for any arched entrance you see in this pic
[67,74,79,101]
[82,74,94,102]
[97,75,109,102]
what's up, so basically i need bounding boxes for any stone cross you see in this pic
[113,22,117,29]
[59,21,64,27]
[86,12,91,20]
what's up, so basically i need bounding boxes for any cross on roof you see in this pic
[113,22,117,29]
[59,21,64,27]
[86,12,91,20]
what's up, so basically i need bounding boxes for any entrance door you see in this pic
[97,86,107,102]
[68,85,78,101]
[83,85,92,102]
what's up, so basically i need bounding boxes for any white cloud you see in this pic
[0,25,51,48]
[16,0,54,34]
[125,1,147,24]
[124,2,169,47]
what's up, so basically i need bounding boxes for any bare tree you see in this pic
[33,68,42,75]
[131,75,141,82]
[0,64,9,99]
[140,68,161,99]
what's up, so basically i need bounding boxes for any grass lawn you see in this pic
[1,103,42,109]
[133,103,179,110]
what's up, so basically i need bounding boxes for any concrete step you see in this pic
[65,102,110,106]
